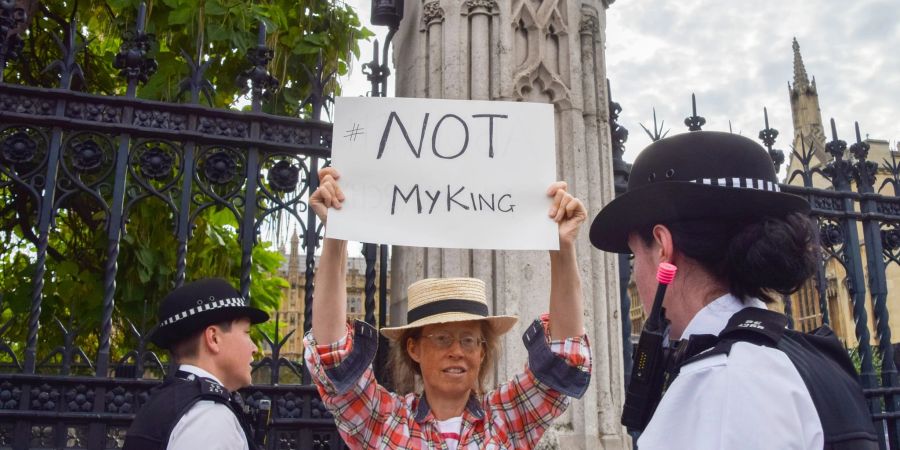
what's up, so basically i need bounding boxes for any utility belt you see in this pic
[622,307,879,450]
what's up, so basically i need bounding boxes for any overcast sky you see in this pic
[339,0,899,163]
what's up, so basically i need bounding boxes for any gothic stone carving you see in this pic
[464,0,497,14]
[511,0,572,105]
[422,1,445,25]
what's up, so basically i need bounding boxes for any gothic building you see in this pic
[785,39,900,349]
[265,229,391,361]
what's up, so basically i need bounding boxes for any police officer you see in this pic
[590,132,878,449]
[124,278,269,450]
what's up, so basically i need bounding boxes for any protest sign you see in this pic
[326,96,558,250]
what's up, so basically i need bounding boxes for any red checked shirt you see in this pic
[303,315,592,450]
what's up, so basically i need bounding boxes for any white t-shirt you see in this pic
[167,364,249,450]
[436,416,462,450]
[637,295,824,450]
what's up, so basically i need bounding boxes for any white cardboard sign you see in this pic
[326,96,558,250]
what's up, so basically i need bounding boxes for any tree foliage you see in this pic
[0,0,369,368]
[7,0,371,113]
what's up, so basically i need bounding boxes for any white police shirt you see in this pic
[637,294,824,450]
[168,364,249,450]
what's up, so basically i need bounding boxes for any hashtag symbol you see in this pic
[344,123,365,142]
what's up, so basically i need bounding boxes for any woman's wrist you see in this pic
[550,240,577,258]
[323,237,348,248]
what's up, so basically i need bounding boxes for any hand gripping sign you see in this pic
[327,97,558,251]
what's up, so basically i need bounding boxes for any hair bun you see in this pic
[724,213,819,301]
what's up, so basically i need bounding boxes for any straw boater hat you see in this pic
[149,278,269,349]
[380,278,517,340]
[590,131,810,253]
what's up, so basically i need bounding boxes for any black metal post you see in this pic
[0,0,26,83]
[684,93,706,132]
[363,244,377,326]
[823,120,879,403]
[363,3,401,386]
[759,108,785,175]
[239,23,275,299]
[98,2,151,378]
[756,110,795,329]
[850,122,900,447]
[173,44,208,288]
[24,18,83,376]
[607,79,634,386]
[788,134,832,327]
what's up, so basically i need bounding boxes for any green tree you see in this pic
[6,0,370,114]
[0,0,370,371]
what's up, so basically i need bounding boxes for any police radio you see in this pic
[621,262,677,432]
[254,399,271,448]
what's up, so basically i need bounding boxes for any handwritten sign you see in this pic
[326,97,558,250]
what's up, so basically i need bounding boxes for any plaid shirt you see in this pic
[303,315,591,449]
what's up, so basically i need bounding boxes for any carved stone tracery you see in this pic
[580,13,599,35]
[511,0,572,105]
[422,1,445,25]
[463,0,497,14]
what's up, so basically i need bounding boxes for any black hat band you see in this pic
[407,299,489,323]
[692,177,780,193]
[160,297,247,327]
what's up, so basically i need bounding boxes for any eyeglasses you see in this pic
[422,332,486,352]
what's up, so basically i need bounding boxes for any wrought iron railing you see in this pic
[0,3,390,450]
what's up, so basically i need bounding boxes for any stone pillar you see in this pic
[390,1,629,448]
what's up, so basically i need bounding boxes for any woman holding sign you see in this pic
[303,167,591,449]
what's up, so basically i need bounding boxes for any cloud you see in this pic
[337,0,898,159]
[607,0,899,160]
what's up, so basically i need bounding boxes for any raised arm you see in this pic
[310,167,349,344]
[546,181,587,340]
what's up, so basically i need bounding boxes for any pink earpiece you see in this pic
[656,262,677,285]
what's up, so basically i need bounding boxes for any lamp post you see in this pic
[363,0,403,388]
[364,0,403,98]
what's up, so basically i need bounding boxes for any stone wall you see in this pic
[390,1,629,447]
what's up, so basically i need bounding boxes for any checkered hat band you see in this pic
[160,297,246,327]
[693,177,780,193]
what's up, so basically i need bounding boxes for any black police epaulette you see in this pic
[198,377,229,401]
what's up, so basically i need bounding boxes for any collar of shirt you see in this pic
[178,364,226,388]
[679,293,767,340]
[413,393,485,424]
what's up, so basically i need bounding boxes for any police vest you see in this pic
[672,307,879,450]
[123,372,257,450]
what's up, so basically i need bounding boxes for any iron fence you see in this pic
[0,3,390,449]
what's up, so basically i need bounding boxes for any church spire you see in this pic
[792,37,810,89]
[788,37,827,165]
[288,226,299,273]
